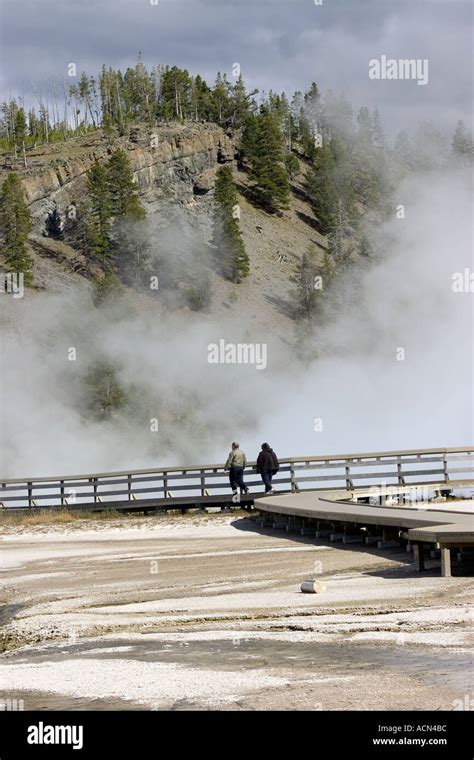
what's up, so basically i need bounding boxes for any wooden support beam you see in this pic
[440,546,452,577]
[413,543,425,572]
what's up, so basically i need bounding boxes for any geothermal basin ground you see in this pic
[0,512,473,711]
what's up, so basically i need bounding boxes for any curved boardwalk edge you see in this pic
[254,483,474,577]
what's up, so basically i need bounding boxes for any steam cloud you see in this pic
[0,166,472,479]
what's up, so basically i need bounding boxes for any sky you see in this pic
[0,0,472,136]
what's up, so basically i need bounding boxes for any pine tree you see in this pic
[300,82,321,158]
[327,198,354,271]
[86,161,112,260]
[106,149,145,220]
[305,141,338,232]
[1,100,18,143]
[321,91,353,139]
[238,113,258,169]
[248,106,290,214]
[228,74,255,129]
[77,72,97,127]
[285,152,300,179]
[294,248,319,321]
[320,250,335,290]
[211,73,231,126]
[191,74,212,122]
[292,245,334,325]
[14,108,28,165]
[0,173,33,283]
[304,82,321,124]
[212,165,249,282]
[452,120,473,164]
[123,54,156,123]
[394,130,413,168]
[92,271,124,307]
[14,108,27,148]
[159,66,193,120]
[356,106,373,148]
[83,361,127,420]
[28,108,39,139]
[332,138,358,220]
[111,218,152,286]
[45,205,64,239]
[413,121,448,170]
[38,103,49,142]
[214,165,238,210]
[372,108,385,151]
[99,66,126,127]
[290,91,304,143]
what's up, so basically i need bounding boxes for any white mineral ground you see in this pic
[0,513,473,710]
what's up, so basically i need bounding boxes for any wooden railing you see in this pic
[0,446,472,511]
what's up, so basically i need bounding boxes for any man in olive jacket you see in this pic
[224,442,248,496]
[256,442,279,494]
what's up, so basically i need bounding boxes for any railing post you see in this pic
[290,463,299,492]
[128,474,132,501]
[27,482,33,509]
[92,477,98,504]
[200,469,206,497]
[163,471,168,497]
[443,453,449,483]
[345,463,353,490]
[60,480,65,506]
[397,461,405,486]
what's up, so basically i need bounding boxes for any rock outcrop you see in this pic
[3,123,234,234]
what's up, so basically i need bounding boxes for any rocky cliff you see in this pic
[3,122,235,233]
[0,122,326,336]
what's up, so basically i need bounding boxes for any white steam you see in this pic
[0,167,472,478]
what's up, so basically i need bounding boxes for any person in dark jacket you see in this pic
[256,443,279,494]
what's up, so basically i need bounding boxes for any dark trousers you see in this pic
[261,471,273,492]
[229,465,246,492]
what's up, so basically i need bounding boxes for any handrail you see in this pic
[0,446,473,511]
[1,446,472,485]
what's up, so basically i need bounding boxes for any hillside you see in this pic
[1,121,328,336]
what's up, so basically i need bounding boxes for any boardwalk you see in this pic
[1,446,472,512]
[1,446,472,576]
[255,486,474,576]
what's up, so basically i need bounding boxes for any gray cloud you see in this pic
[1,0,472,135]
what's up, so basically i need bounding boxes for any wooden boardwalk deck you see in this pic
[255,486,474,577]
[1,446,472,576]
